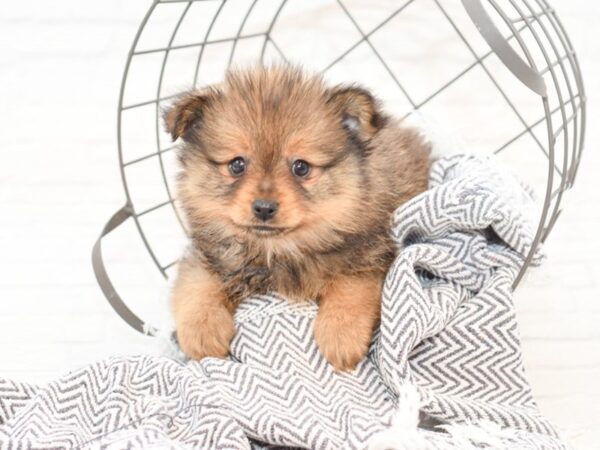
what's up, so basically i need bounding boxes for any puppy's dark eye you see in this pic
[228,157,246,176]
[291,160,311,178]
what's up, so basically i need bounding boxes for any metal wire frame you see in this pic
[115,0,586,289]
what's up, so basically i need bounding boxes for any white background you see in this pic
[0,0,598,448]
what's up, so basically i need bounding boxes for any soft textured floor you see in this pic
[0,1,598,448]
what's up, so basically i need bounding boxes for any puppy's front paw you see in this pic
[314,310,372,371]
[176,305,235,361]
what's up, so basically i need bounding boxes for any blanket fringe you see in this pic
[368,384,525,450]
[368,384,434,450]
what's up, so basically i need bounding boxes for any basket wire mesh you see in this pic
[94,0,586,334]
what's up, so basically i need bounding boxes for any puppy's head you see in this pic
[165,66,386,255]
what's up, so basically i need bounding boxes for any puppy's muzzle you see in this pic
[252,199,278,222]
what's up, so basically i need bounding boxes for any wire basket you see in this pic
[93,0,586,335]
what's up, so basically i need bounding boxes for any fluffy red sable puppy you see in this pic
[164,66,431,371]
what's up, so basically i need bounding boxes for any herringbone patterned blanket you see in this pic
[0,155,567,449]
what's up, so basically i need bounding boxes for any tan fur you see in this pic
[166,65,431,371]
[314,273,383,371]
[171,257,234,360]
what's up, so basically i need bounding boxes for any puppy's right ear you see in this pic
[163,89,216,142]
[326,85,386,142]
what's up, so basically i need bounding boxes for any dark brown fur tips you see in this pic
[165,66,431,371]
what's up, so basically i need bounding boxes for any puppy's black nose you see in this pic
[252,199,278,222]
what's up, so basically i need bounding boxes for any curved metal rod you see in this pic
[483,0,555,288]
[92,205,158,336]
[510,0,572,245]
[192,0,227,87]
[540,0,587,183]
[153,1,195,244]
[227,0,260,68]
[439,0,552,165]
[117,0,166,279]
[462,0,547,97]
[260,0,289,62]
[529,0,579,188]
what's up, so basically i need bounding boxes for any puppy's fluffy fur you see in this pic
[165,66,431,370]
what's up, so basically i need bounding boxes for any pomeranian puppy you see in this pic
[164,66,431,371]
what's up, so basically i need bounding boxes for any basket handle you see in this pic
[462,0,547,97]
[92,205,157,336]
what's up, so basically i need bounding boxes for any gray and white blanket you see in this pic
[0,155,567,449]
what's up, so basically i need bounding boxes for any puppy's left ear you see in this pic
[163,88,217,142]
[326,86,386,140]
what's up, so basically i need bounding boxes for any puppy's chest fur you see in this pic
[192,225,396,303]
